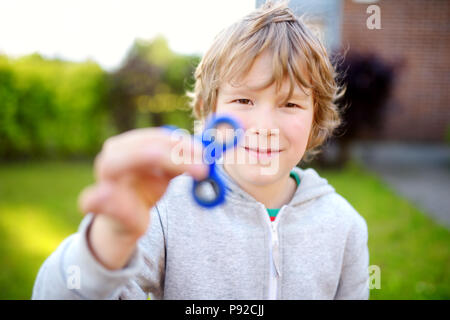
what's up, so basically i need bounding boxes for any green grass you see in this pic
[0,161,94,299]
[317,162,450,299]
[0,160,449,299]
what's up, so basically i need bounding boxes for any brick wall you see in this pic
[341,0,450,141]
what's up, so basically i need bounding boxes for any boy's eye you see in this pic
[284,102,300,108]
[234,99,252,105]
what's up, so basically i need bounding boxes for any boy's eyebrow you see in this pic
[222,86,310,101]
[287,91,311,101]
[220,86,253,95]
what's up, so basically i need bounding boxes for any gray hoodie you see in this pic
[32,163,369,300]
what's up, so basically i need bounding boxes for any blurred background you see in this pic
[0,0,449,299]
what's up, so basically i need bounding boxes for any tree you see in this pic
[316,51,398,167]
[108,36,200,131]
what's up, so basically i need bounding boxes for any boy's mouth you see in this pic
[243,146,282,162]
[244,146,281,154]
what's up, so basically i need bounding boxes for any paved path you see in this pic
[350,142,450,229]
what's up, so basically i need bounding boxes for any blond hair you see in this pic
[187,0,344,162]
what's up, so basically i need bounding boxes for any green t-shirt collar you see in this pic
[266,170,300,214]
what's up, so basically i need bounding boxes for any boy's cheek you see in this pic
[221,110,251,130]
[214,109,247,134]
[290,118,313,143]
[285,127,312,160]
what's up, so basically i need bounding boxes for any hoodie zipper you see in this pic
[261,203,286,300]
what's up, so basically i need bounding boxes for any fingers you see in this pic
[78,181,148,232]
[79,128,210,239]
[78,182,113,217]
[96,128,208,182]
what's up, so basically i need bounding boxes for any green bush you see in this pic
[0,54,111,160]
[0,38,202,161]
[445,124,450,145]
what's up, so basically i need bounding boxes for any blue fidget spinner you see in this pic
[162,114,243,208]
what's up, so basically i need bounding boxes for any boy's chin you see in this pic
[225,163,283,186]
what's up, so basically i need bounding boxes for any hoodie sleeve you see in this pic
[117,203,167,300]
[334,213,370,300]
[32,204,166,300]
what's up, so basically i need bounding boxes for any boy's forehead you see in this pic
[220,50,312,97]
[220,76,311,98]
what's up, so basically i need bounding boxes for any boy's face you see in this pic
[215,50,314,186]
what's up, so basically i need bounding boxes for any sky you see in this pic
[0,0,256,71]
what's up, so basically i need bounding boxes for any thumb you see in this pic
[78,183,113,215]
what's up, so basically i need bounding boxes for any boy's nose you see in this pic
[249,127,278,137]
[248,105,279,135]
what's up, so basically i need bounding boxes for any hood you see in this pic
[214,162,335,208]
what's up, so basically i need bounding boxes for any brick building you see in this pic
[256,0,450,142]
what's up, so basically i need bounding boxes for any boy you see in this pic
[32,1,369,300]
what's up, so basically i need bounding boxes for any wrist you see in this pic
[87,215,139,270]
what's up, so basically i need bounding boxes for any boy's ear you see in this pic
[194,98,206,135]
[198,98,209,118]
[194,119,205,135]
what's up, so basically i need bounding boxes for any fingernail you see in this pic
[96,184,112,201]
[144,149,164,159]
[193,164,208,179]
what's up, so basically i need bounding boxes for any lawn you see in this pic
[0,161,449,299]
